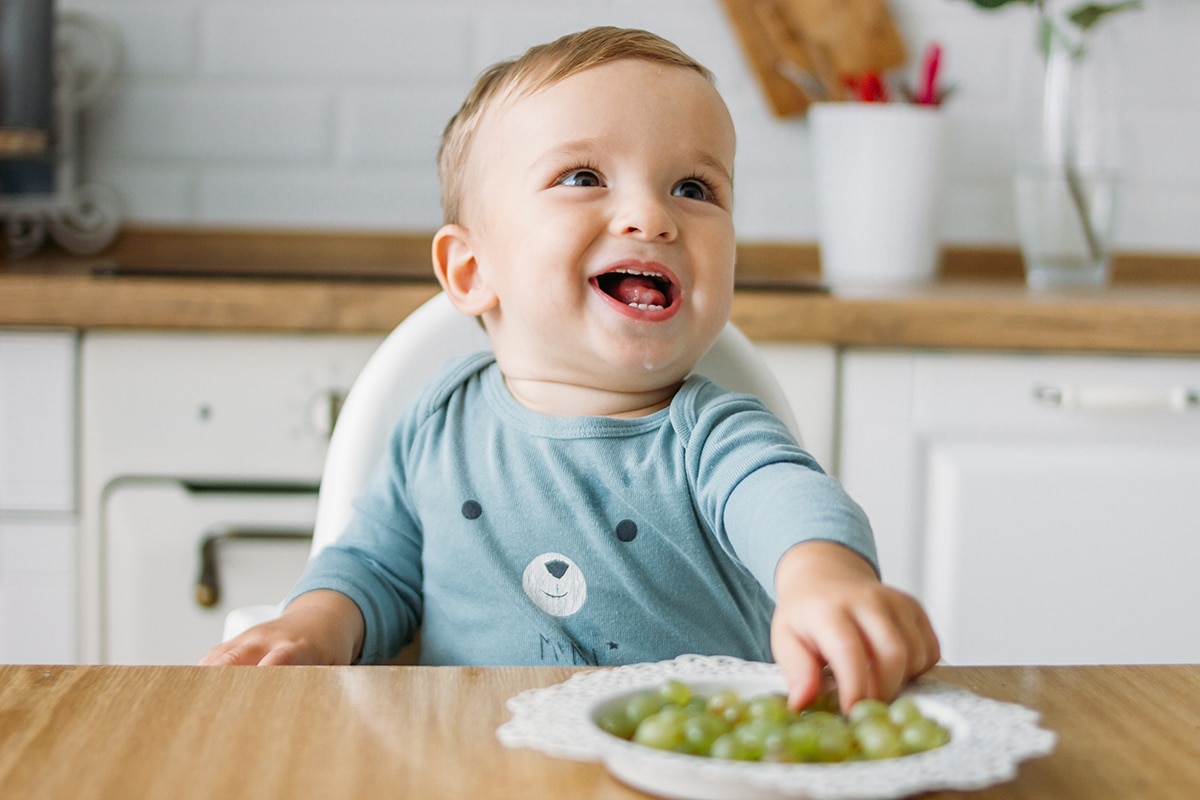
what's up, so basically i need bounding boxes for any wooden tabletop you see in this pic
[2,663,1198,800]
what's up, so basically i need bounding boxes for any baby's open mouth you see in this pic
[595,268,677,310]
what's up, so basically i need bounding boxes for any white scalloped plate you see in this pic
[497,655,1057,800]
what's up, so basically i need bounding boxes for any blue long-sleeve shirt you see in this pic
[289,352,877,666]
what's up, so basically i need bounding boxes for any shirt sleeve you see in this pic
[677,379,879,599]
[723,462,879,598]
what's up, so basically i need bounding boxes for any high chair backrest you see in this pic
[309,291,801,557]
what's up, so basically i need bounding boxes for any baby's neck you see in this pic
[502,375,679,418]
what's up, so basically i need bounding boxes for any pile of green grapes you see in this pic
[595,680,950,763]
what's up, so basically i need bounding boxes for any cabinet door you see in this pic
[757,343,838,470]
[840,350,1200,665]
[0,331,77,512]
[0,519,75,663]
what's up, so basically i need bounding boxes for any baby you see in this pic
[202,26,939,712]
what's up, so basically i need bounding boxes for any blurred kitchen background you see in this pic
[58,0,1199,253]
[6,1,1200,669]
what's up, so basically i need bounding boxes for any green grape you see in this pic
[595,705,637,739]
[600,681,950,764]
[814,718,855,762]
[761,720,813,763]
[633,710,687,751]
[733,717,784,761]
[746,693,790,723]
[808,686,841,714]
[847,698,890,725]
[710,731,756,761]
[853,716,904,760]
[657,678,693,707]
[682,712,728,755]
[900,716,951,754]
[888,696,923,727]
[799,709,842,728]
[781,721,823,763]
[655,704,690,724]
[624,691,667,727]
[706,688,747,725]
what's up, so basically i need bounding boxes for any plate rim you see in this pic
[496,654,1058,800]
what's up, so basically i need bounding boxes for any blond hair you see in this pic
[437,27,715,224]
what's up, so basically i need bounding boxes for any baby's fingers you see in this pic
[199,638,269,666]
[855,595,943,700]
[810,611,873,713]
[858,609,916,702]
[910,604,942,674]
[771,628,824,711]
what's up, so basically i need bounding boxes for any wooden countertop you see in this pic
[4,229,1200,354]
[2,663,1198,800]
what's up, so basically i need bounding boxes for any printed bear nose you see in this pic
[545,560,569,580]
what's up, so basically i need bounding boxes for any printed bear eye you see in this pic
[616,519,638,542]
[462,500,482,520]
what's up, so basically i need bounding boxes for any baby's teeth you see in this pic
[629,302,665,310]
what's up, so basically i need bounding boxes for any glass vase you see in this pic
[1014,3,1123,290]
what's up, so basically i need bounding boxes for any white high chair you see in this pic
[222,292,801,647]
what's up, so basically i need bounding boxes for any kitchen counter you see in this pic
[2,663,1199,799]
[5,229,1200,354]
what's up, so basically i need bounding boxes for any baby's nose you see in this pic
[611,191,677,241]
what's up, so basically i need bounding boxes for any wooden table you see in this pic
[1,664,1198,799]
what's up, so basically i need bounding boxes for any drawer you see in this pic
[0,518,76,663]
[909,352,1200,437]
[81,332,381,480]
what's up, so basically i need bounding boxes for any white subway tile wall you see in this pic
[63,0,1199,251]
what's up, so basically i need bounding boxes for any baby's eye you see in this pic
[559,168,604,188]
[672,178,713,202]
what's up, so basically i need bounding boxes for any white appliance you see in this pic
[80,331,380,664]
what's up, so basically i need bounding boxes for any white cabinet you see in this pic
[757,343,838,470]
[840,350,1200,666]
[0,331,77,511]
[0,330,79,663]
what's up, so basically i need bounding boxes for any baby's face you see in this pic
[461,58,737,398]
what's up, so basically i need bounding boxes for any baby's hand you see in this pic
[770,541,940,713]
[198,590,364,666]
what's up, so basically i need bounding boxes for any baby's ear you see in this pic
[432,224,497,316]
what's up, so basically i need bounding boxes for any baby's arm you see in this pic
[770,541,940,713]
[198,590,364,666]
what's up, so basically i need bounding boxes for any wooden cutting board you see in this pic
[719,0,908,116]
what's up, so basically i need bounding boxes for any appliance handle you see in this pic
[195,526,312,608]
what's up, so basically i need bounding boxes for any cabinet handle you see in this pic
[195,526,312,608]
[1032,384,1200,413]
[307,388,347,439]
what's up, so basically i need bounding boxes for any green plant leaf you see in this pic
[1067,1,1142,31]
